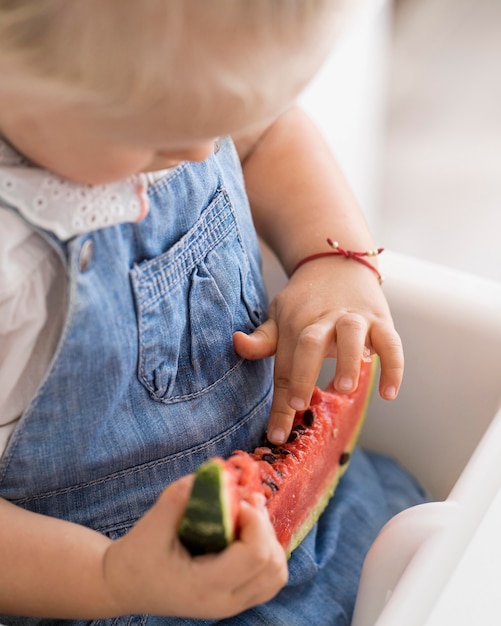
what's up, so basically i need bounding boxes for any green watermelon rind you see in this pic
[178,459,234,555]
[285,357,377,557]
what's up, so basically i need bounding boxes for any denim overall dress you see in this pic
[0,138,426,626]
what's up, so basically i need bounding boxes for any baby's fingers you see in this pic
[333,313,368,394]
[231,517,287,609]
[283,318,334,410]
[197,498,287,615]
[370,323,404,400]
[218,500,287,603]
[232,319,278,361]
[267,319,333,444]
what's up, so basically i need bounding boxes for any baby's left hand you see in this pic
[233,257,403,445]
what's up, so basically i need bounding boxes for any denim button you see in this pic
[79,239,94,272]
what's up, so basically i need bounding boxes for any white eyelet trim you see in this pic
[0,137,151,240]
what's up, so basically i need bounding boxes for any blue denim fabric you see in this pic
[0,138,426,625]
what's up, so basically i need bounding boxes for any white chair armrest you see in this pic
[359,250,501,499]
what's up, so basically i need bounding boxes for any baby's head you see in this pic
[0,0,357,182]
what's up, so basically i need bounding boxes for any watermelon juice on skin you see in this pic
[179,357,377,558]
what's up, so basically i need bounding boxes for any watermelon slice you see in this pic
[179,357,377,558]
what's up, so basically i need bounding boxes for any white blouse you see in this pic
[0,137,165,456]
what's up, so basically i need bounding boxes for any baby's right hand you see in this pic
[101,476,288,619]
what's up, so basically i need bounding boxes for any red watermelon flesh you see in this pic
[179,357,377,557]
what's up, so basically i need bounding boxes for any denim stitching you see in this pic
[131,190,232,308]
[146,358,246,404]
[132,187,259,403]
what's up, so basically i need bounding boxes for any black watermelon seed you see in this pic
[303,409,315,427]
[292,424,306,434]
[339,451,351,466]
[287,431,299,443]
[271,447,290,456]
[262,453,276,464]
[262,479,279,492]
[272,447,292,457]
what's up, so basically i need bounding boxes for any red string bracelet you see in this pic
[292,238,384,284]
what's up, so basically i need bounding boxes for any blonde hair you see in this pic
[0,0,353,131]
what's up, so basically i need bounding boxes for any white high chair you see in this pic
[350,251,501,626]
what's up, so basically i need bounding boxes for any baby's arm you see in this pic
[0,478,286,619]
[234,105,403,445]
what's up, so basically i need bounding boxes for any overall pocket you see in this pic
[131,189,265,403]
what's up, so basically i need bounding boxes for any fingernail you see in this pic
[336,377,353,392]
[289,396,306,411]
[384,385,397,399]
[269,428,286,444]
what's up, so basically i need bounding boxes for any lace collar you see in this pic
[0,137,150,240]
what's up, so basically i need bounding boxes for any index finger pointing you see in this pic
[285,319,334,409]
[267,320,333,444]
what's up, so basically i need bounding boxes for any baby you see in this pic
[0,1,425,624]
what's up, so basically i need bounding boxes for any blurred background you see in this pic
[381,0,501,281]
[296,0,501,283]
